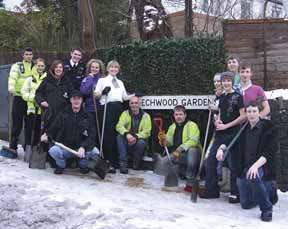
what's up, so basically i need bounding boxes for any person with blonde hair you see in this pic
[80,59,105,145]
[21,58,47,161]
[94,60,133,173]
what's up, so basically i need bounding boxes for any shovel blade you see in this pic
[153,153,168,176]
[88,156,110,180]
[164,164,179,187]
[190,178,199,203]
[29,144,47,169]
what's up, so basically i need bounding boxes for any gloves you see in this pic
[102,86,111,95]
[158,131,166,146]
[172,150,181,160]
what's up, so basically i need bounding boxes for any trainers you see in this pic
[184,185,193,193]
[229,195,240,204]
[54,167,64,175]
[261,210,272,222]
[199,190,220,199]
[80,167,89,174]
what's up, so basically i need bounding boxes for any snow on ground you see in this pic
[1,140,288,229]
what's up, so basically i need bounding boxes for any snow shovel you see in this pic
[89,94,110,179]
[154,118,179,187]
[191,109,212,202]
[29,109,48,169]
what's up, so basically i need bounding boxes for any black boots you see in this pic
[120,161,128,174]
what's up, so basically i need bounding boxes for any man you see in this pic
[47,90,99,174]
[63,48,86,90]
[8,47,34,156]
[199,71,246,202]
[116,96,152,174]
[159,105,202,191]
[216,101,278,222]
[239,63,270,118]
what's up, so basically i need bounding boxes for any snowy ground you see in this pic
[1,140,288,229]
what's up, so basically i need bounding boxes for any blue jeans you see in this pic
[178,148,201,180]
[116,134,145,163]
[237,168,273,212]
[49,145,100,169]
[205,134,239,196]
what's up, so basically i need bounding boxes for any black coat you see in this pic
[48,106,96,151]
[35,73,74,129]
[234,119,278,181]
[63,60,86,90]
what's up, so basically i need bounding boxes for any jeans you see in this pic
[116,134,145,163]
[237,168,273,212]
[49,145,100,169]
[205,134,239,195]
[178,147,201,180]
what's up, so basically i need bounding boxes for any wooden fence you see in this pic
[223,19,288,90]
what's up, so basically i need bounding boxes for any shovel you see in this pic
[154,117,179,187]
[29,109,48,169]
[191,109,212,202]
[89,94,110,179]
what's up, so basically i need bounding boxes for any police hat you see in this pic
[70,90,83,98]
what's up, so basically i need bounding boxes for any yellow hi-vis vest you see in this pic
[8,61,33,96]
[166,121,202,151]
[116,110,152,139]
[21,67,47,115]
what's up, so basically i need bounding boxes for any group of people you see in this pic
[8,48,278,222]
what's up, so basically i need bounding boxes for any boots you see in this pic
[24,145,32,162]
[120,161,128,174]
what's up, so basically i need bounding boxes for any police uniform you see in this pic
[63,59,86,90]
[8,60,33,150]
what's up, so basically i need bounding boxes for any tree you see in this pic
[184,0,193,37]
[129,0,173,41]
[0,0,4,8]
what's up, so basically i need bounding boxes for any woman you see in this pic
[21,58,47,162]
[80,59,105,145]
[94,60,133,173]
[35,60,74,131]
[226,55,241,91]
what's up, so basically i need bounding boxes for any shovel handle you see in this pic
[154,117,163,132]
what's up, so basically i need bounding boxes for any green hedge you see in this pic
[93,37,226,95]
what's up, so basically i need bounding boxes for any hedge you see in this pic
[93,37,226,95]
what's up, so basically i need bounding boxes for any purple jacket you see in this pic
[80,73,101,112]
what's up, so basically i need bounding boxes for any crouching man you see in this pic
[216,101,278,222]
[116,96,152,174]
[47,90,99,174]
[159,105,202,191]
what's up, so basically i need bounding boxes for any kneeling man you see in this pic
[116,96,152,174]
[48,90,99,174]
[217,100,278,222]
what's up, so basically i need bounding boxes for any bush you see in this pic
[93,37,226,95]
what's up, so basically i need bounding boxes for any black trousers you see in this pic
[26,113,41,146]
[10,96,28,149]
[101,102,123,168]
[87,111,102,148]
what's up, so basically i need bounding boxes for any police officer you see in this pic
[63,48,86,90]
[8,47,34,156]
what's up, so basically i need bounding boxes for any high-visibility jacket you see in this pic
[8,61,33,96]
[116,110,152,139]
[21,67,47,114]
[166,120,202,151]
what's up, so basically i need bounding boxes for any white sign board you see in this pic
[140,95,215,110]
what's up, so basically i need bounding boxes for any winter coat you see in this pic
[35,72,74,129]
[21,67,47,115]
[80,73,101,112]
[63,60,86,90]
[166,120,202,151]
[235,119,278,181]
[116,109,152,139]
[48,106,96,151]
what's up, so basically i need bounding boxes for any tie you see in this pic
[112,78,120,88]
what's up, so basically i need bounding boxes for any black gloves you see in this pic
[102,86,111,95]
